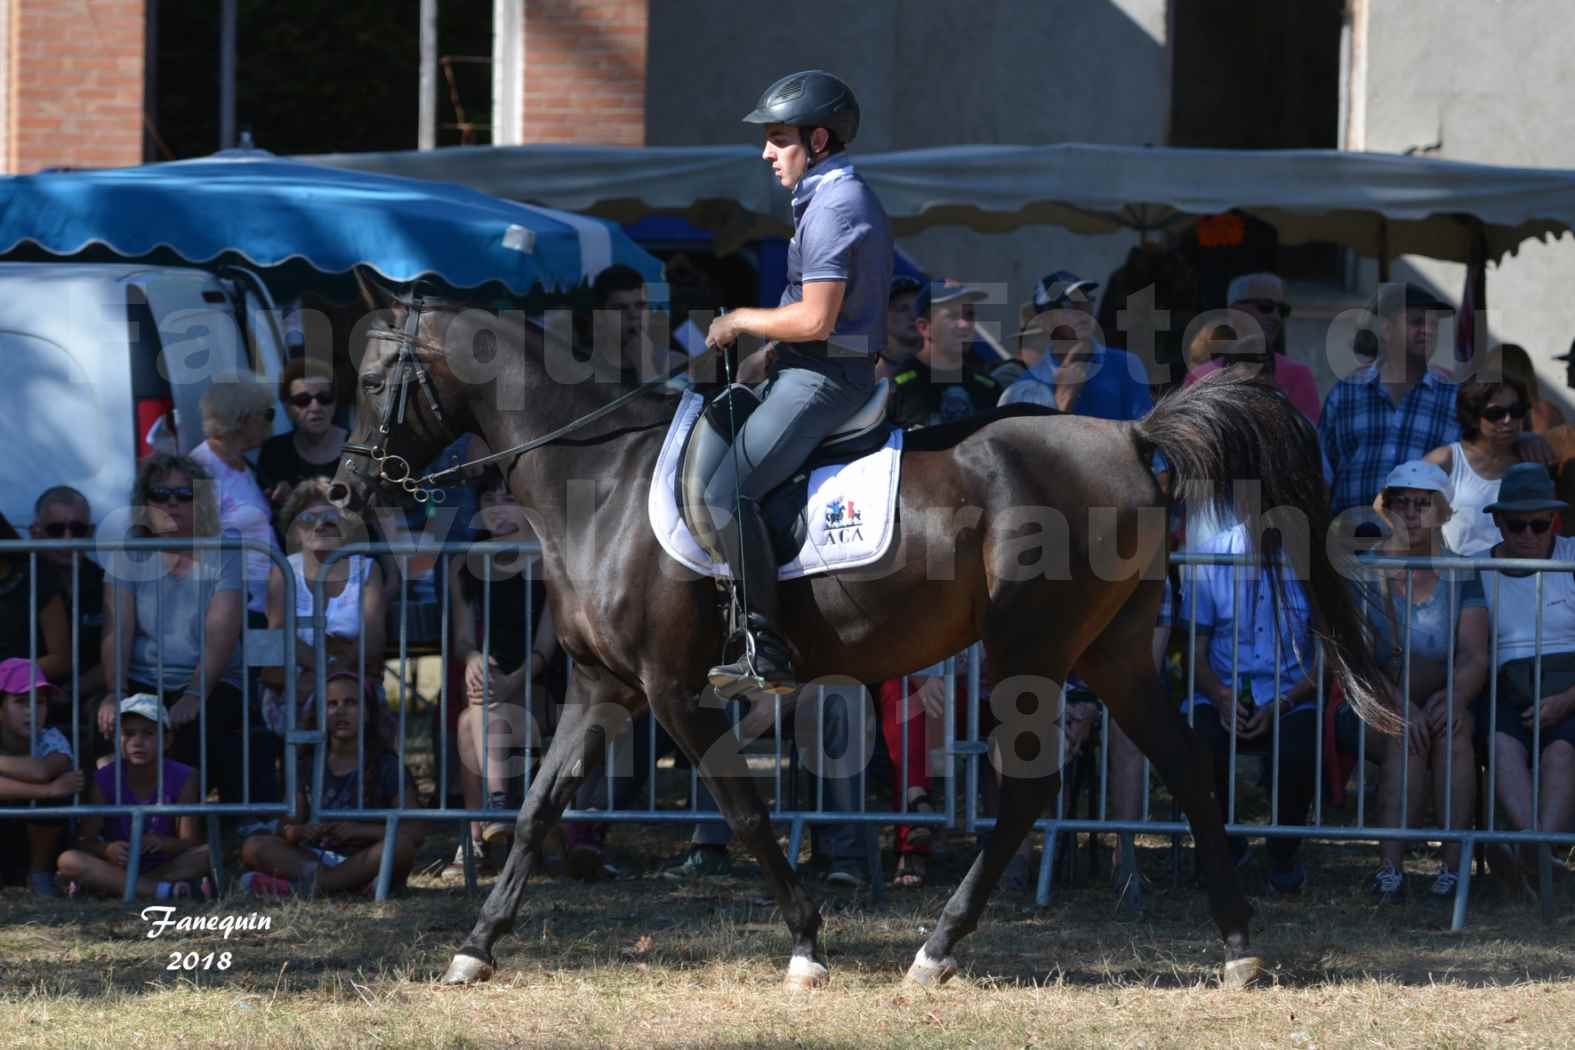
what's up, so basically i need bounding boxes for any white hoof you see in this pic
[904,948,958,987]
[1222,955,1263,989]
[782,954,830,992]
[441,954,495,985]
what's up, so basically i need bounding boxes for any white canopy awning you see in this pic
[302,142,1575,263]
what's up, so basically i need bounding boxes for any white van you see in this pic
[0,262,290,528]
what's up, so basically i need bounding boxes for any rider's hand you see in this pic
[706,314,741,349]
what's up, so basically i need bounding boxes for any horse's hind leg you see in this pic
[650,685,827,992]
[1074,617,1259,988]
[908,651,1068,986]
[443,668,634,984]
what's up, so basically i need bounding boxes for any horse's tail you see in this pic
[1133,369,1393,732]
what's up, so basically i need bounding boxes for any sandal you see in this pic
[893,854,927,888]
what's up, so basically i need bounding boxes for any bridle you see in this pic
[341,294,710,503]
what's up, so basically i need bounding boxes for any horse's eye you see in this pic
[361,375,385,394]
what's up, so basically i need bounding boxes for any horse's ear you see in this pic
[353,266,397,313]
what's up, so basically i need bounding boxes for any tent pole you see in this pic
[420,0,439,150]
[1377,217,1390,283]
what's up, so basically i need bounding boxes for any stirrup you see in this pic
[708,624,797,700]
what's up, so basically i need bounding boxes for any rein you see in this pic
[342,295,715,502]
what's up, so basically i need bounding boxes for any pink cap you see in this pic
[0,658,55,696]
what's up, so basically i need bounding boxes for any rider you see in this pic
[703,70,893,699]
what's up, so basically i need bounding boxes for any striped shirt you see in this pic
[1318,365,1460,517]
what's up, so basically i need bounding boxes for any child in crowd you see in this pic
[239,672,423,897]
[56,694,212,899]
[0,657,83,895]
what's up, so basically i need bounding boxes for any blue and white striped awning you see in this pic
[0,149,663,293]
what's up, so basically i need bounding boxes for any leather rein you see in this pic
[340,295,708,502]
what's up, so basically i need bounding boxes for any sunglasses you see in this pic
[42,521,91,538]
[1385,495,1435,513]
[289,391,335,408]
[147,486,195,505]
[1479,402,1529,423]
[1502,518,1554,535]
[1234,298,1291,317]
[295,509,342,528]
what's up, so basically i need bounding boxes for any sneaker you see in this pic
[28,871,59,898]
[1370,863,1405,904]
[824,861,867,888]
[1266,863,1306,898]
[173,876,214,901]
[240,871,296,899]
[660,846,731,880]
[1430,867,1460,898]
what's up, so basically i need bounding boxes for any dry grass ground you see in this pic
[3,819,1575,1050]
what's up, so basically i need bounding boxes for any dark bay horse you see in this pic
[327,295,1386,991]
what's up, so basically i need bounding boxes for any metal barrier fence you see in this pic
[0,537,299,900]
[9,533,1575,924]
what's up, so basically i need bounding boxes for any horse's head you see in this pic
[328,277,471,518]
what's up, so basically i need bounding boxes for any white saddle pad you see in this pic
[647,390,903,580]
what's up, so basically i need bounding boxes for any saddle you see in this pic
[675,379,894,564]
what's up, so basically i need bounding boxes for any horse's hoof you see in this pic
[441,953,495,985]
[904,948,958,987]
[782,955,829,992]
[1222,955,1264,989]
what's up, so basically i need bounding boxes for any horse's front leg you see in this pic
[443,672,634,984]
[650,684,827,992]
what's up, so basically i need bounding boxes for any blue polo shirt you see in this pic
[777,154,892,382]
[997,343,1154,422]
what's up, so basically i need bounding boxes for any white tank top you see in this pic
[289,552,371,646]
[1440,442,1505,556]
[1480,535,1575,671]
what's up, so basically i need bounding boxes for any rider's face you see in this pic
[762,124,817,189]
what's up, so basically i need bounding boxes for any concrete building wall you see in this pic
[1360,0,1575,410]
[644,0,1170,334]
[2,0,145,173]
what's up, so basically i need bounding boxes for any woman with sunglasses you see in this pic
[97,454,256,806]
[257,359,346,509]
[260,480,386,744]
[1424,365,1533,555]
[188,382,281,619]
[1356,461,1489,902]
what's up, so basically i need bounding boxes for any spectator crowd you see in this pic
[6,253,1575,916]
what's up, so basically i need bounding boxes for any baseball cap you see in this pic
[914,279,986,318]
[119,693,171,728]
[1031,270,1099,313]
[1226,272,1286,305]
[1381,460,1453,507]
[0,657,55,696]
[889,274,924,303]
[1367,282,1454,316]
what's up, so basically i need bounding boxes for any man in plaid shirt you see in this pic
[1319,284,1465,517]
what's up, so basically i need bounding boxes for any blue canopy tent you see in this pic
[0,149,663,294]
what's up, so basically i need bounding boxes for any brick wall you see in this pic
[521,0,647,146]
[5,0,145,173]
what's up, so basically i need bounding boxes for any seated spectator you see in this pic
[449,468,562,871]
[98,454,258,806]
[1183,273,1321,423]
[28,486,105,702]
[877,671,943,887]
[0,510,70,683]
[1354,462,1488,902]
[877,275,924,380]
[261,479,385,737]
[56,694,210,900]
[1424,360,1533,555]
[240,672,424,897]
[0,658,83,895]
[1475,464,1575,860]
[188,381,280,617]
[1181,521,1321,896]
[1497,343,1565,433]
[999,271,1152,422]
[887,281,1000,428]
[257,358,346,509]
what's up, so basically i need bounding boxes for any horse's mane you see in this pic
[901,403,1060,452]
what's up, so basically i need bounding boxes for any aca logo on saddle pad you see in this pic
[820,496,864,545]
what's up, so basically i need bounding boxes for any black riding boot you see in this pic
[708,498,798,700]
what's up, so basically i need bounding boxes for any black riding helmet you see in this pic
[741,70,860,147]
